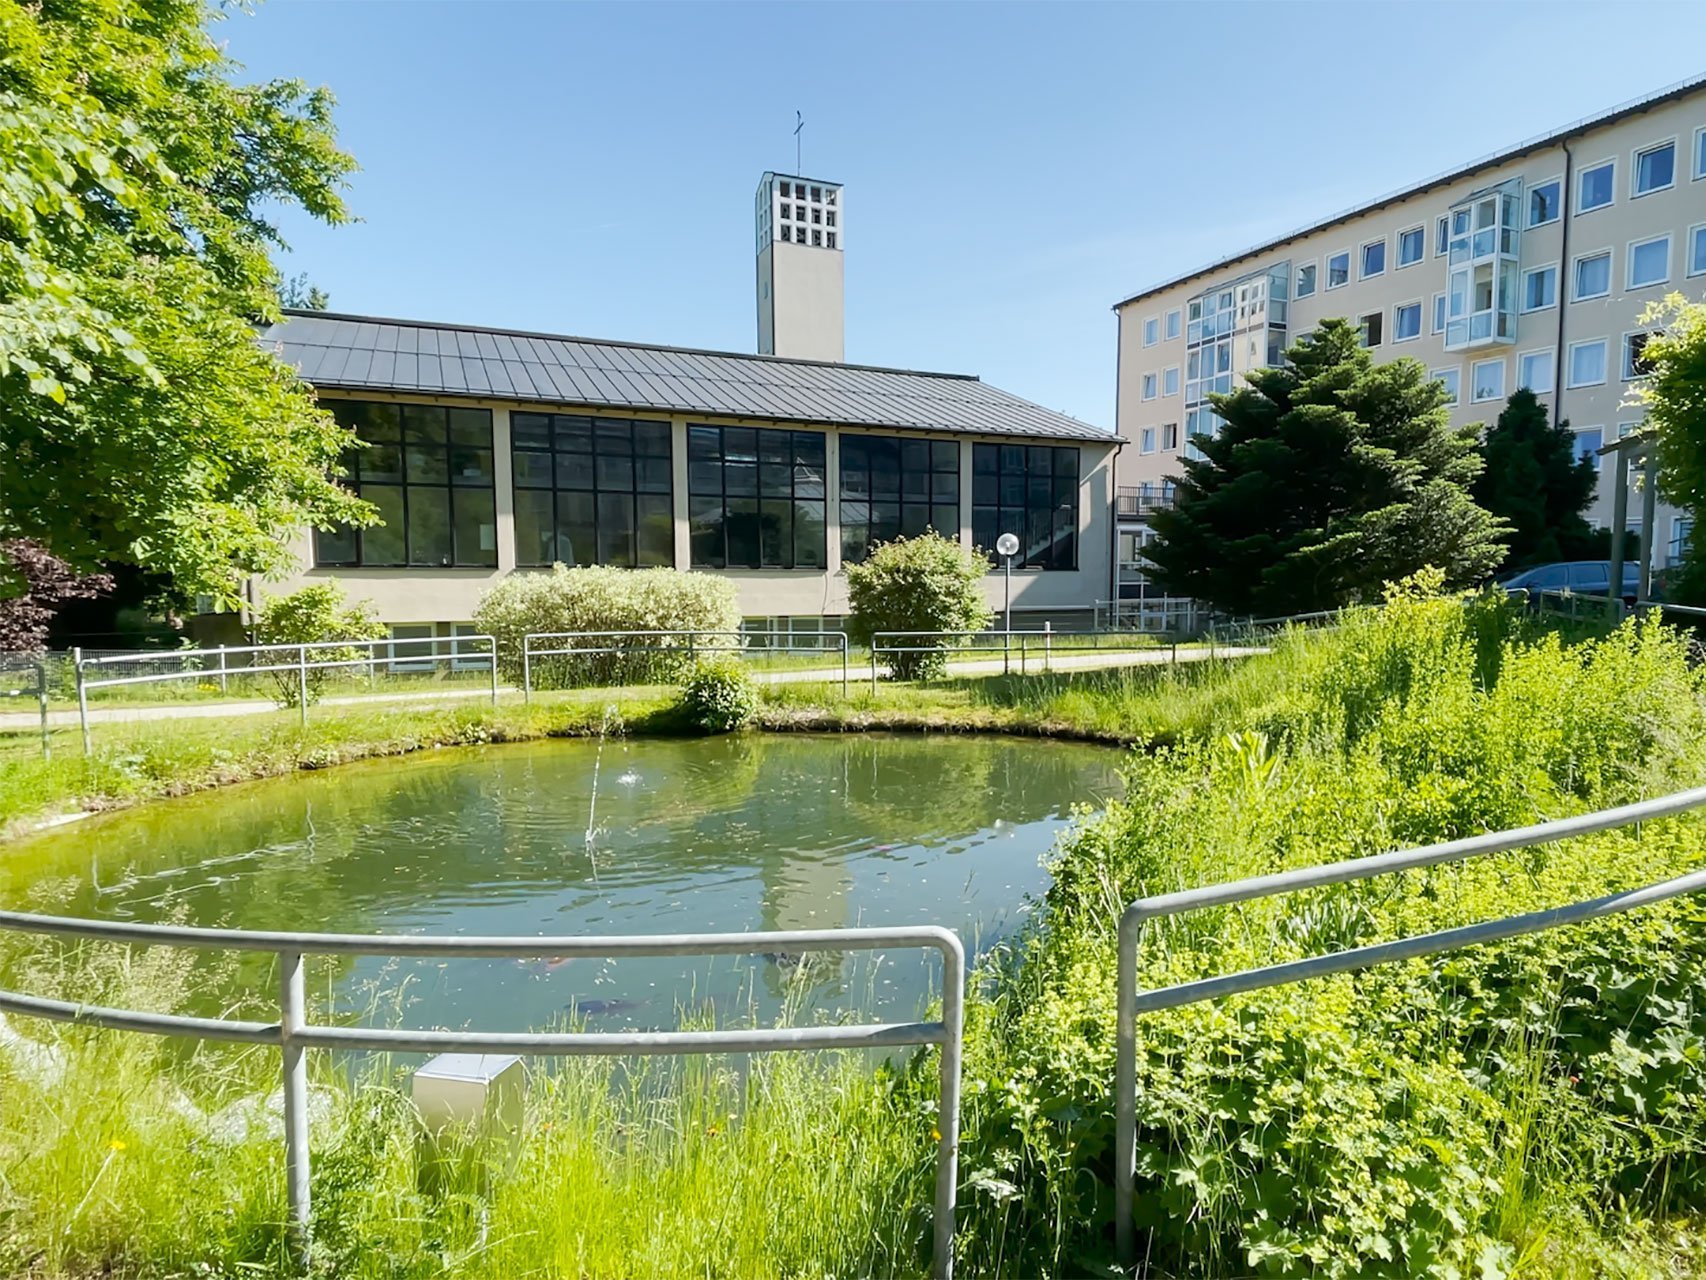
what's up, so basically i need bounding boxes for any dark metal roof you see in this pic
[1113,73,1706,311]
[259,311,1114,444]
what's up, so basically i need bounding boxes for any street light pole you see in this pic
[995,533,1019,675]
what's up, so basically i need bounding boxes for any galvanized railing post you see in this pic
[36,658,50,761]
[488,637,498,706]
[522,638,533,705]
[74,647,91,757]
[871,639,880,694]
[934,932,967,1280]
[839,632,848,696]
[1043,621,1052,673]
[279,949,312,1267]
[217,647,228,695]
[1114,907,1143,1265]
[296,646,309,728]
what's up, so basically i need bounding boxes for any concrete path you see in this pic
[0,645,1262,732]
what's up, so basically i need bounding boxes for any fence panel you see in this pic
[1111,783,1706,1263]
[521,630,850,697]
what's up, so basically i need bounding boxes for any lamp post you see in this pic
[996,533,1019,674]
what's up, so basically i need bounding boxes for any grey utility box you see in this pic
[410,1052,525,1195]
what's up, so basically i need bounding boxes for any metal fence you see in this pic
[0,657,51,757]
[521,629,851,698]
[71,635,500,754]
[0,911,966,1279]
[868,628,1217,688]
[1112,783,1706,1264]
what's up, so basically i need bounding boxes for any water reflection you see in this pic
[4,735,1121,1030]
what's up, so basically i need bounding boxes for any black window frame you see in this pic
[971,443,1080,571]
[510,412,674,569]
[838,435,960,564]
[315,400,497,569]
[688,425,827,570]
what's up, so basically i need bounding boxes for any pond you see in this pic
[2,734,1122,1033]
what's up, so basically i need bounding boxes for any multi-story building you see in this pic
[755,172,845,362]
[1113,75,1706,614]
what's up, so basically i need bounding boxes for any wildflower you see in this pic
[706,1126,721,1137]
[109,1139,127,1152]
[931,1127,942,1141]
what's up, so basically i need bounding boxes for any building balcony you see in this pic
[1116,486,1176,520]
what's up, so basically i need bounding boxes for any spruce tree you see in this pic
[1472,388,1597,569]
[1145,319,1506,616]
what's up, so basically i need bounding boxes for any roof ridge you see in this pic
[281,310,979,383]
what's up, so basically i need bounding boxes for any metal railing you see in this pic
[521,630,851,698]
[0,658,52,758]
[868,628,1207,688]
[1112,783,1706,1263]
[71,636,500,754]
[0,912,966,1279]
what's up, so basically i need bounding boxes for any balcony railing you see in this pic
[1116,487,1175,519]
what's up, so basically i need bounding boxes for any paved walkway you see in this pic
[0,645,1261,732]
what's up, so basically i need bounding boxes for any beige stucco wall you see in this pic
[762,239,845,363]
[266,390,1118,627]
[1115,89,1706,556]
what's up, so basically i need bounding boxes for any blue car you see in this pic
[1499,560,1641,604]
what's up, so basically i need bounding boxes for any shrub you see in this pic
[251,583,385,707]
[474,566,740,690]
[844,532,992,679]
[677,659,757,733]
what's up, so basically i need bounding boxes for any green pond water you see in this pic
[3,734,1122,1033]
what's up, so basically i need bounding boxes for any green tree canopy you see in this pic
[1638,294,1706,602]
[0,0,370,609]
[1144,319,1506,616]
[1471,387,1597,569]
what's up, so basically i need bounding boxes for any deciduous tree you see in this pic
[0,0,371,609]
[1145,319,1506,616]
[1636,294,1706,602]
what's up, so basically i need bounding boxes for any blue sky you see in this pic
[223,1,1706,429]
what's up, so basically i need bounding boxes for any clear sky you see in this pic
[222,0,1706,429]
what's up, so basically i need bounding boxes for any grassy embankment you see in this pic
[4,588,1706,1276]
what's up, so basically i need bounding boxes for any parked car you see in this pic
[1498,560,1641,605]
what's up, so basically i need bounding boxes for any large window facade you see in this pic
[512,413,673,567]
[839,435,959,563]
[688,426,826,569]
[971,444,1080,570]
[316,401,496,568]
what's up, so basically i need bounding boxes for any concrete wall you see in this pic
[265,391,1117,628]
[764,239,845,363]
[1115,88,1706,555]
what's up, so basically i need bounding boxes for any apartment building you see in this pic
[1113,75,1706,609]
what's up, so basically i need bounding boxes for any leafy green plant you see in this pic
[1637,294,1706,604]
[474,566,740,690]
[251,584,385,707]
[844,531,993,679]
[677,659,758,733]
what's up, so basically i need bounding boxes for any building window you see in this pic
[971,444,1080,571]
[1567,339,1608,388]
[1633,140,1676,196]
[826,233,837,249]
[1143,317,1159,346]
[1573,250,1611,300]
[1432,291,1446,334]
[1393,301,1422,342]
[1672,516,1694,567]
[1141,372,1157,401]
[1528,179,1561,227]
[1397,226,1424,267]
[1628,234,1671,288]
[812,229,822,247]
[1326,250,1350,288]
[1471,358,1506,403]
[1578,160,1615,212]
[688,425,826,569]
[1358,311,1383,347]
[1517,349,1555,394]
[1435,215,1450,257]
[839,435,958,564]
[1161,422,1179,450]
[1164,309,1181,341]
[1623,332,1654,381]
[1360,238,1386,279]
[1522,264,1557,311]
[1296,261,1317,298]
[512,413,673,569]
[1433,367,1461,408]
[1140,427,1155,454]
[315,401,497,568]
[1691,223,1706,277]
[1163,366,1180,397]
[1574,427,1604,471]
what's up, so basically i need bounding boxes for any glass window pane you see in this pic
[514,488,556,566]
[932,440,958,472]
[726,497,761,567]
[972,444,999,474]
[556,417,594,452]
[450,447,492,486]
[793,500,825,569]
[556,453,595,490]
[636,495,673,566]
[405,445,448,484]
[690,496,724,567]
[453,489,497,567]
[688,426,722,461]
[512,412,552,450]
[597,493,636,566]
[448,408,491,446]
[634,421,672,456]
[315,526,356,566]
[340,400,400,442]
[637,457,672,494]
[596,453,635,490]
[401,405,446,446]
[931,504,959,536]
[359,485,406,565]
[406,487,452,566]
[361,443,403,484]
[557,492,595,568]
